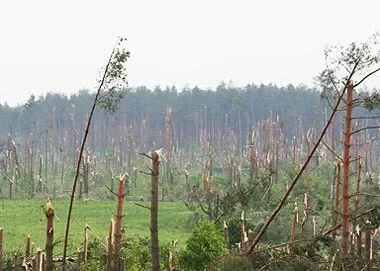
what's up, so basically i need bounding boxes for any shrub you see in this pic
[178,221,226,271]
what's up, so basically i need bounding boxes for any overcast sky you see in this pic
[1,0,379,106]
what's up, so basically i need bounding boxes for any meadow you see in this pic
[0,199,194,257]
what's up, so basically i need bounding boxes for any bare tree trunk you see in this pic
[60,136,66,185]
[51,107,56,175]
[333,161,341,240]
[151,150,161,271]
[9,176,13,200]
[249,131,256,185]
[107,219,115,271]
[36,249,43,271]
[84,226,89,262]
[83,155,89,197]
[289,202,298,242]
[45,200,54,271]
[77,248,84,267]
[165,108,173,184]
[45,129,48,193]
[113,175,126,271]
[364,221,372,271]
[70,105,78,171]
[223,221,229,249]
[356,156,363,264]
[341,82,354,268]
[25,235,31,259]
[38,155,43,193]
[28,135,34,197]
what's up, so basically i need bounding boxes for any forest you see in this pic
[1,38,380,271]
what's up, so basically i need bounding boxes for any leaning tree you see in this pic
[62,37,130,270]
[245,33,380,270]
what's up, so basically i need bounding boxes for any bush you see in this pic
[178,221,226,271]
[122,234,151,271]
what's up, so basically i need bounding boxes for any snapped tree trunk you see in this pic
[45,200,55,271]
[364,221,373,271]
[113,175,126,271]
[151,150,161,271]
[107,219,115,271]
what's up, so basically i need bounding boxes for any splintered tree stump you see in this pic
[113,175,126,271]
[45,200,54,271]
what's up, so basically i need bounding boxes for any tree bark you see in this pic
[114,175,125,271]
[151,150,161,271]
[45,200,54,271]
[364,221,373,271]
[341,82,354,268]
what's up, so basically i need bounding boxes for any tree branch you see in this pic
[135,203,151,210]
[350,126,380,136]
[321,140,343,161]
[138,152,153,160]
[352,115,380,120]
[354,67,380,87]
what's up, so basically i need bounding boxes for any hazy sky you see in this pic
[1,0,379,106]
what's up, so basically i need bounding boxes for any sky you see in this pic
[0,0,379,106]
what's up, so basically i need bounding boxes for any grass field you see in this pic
[0,199,195,258]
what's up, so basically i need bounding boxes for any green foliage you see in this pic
[80,237,106,270]
[80,259,104,271]
[226,218,255,248]
[122,234,151,271]
[98,37,131,114]
[178,221,226,271]
[24,94,36,111]
[363,92,380,111]
[316,32,380,111]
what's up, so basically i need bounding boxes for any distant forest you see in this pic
[0,83,378,166]
[0,83,323,150]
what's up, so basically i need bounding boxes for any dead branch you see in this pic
[138,152,153,160]
[321,140,343,161]
[350,126,380,136]
[354,67,380,87]
[135,203,151,210]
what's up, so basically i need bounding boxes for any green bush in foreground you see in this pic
[179,221,226,271]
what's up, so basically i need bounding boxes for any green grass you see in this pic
[0,199,194,257]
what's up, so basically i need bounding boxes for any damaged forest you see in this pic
[1,37,380,271]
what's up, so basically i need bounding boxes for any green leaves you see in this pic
[363,92,380,111]
[97,37,131,115]
[178,221,226,271]
[317,32,380,97]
